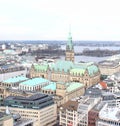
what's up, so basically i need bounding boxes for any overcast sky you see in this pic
[0,0,120,40]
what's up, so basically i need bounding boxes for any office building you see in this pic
[0,93,57,126]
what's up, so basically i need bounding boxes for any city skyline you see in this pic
[0,0,120,41]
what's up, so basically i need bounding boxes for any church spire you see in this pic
[66,28,74,51]
[65,28,74,62]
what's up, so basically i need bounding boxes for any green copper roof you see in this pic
[42,82,56,91]
[66,82,84,92]
[50,60,74,73]
[32,61,99,77]
[19,78,49,86]
[3,76,28,84]
[87,65,99,76]
[73,62,99,76]
[70,63,99,76]
[34,64,48,72]
[50,60,99,75]
[70,68,85,76]
[66,31,74,51]
[3,49,15,54]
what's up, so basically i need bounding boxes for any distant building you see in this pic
[0,64,27,81]
[0,93,57,126]
[98,60,120,75]
[3,49,17,55]
[10,44,14,49]
[2,44,6,50]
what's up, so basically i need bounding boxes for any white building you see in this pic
[102,92,120,108]
[77,96,100,126]
[97,104,120,126]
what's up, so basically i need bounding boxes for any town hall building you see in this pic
[30,31,100,88]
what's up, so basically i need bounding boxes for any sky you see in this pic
[0,0,120,40]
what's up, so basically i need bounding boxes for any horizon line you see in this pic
[0,40,120,42]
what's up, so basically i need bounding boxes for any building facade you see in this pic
[56,82,85,106]
[30,61,100,88]
[0,93,57,126]
[59,100,78,126]
[77,97,100,126]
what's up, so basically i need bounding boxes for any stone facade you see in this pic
[30,62,100,88]
[65,51,74,62]
[55,82,85,106]
[30,64,49,79]
[70,70,100,88]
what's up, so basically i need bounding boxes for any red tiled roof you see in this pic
[99,81,107,89]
